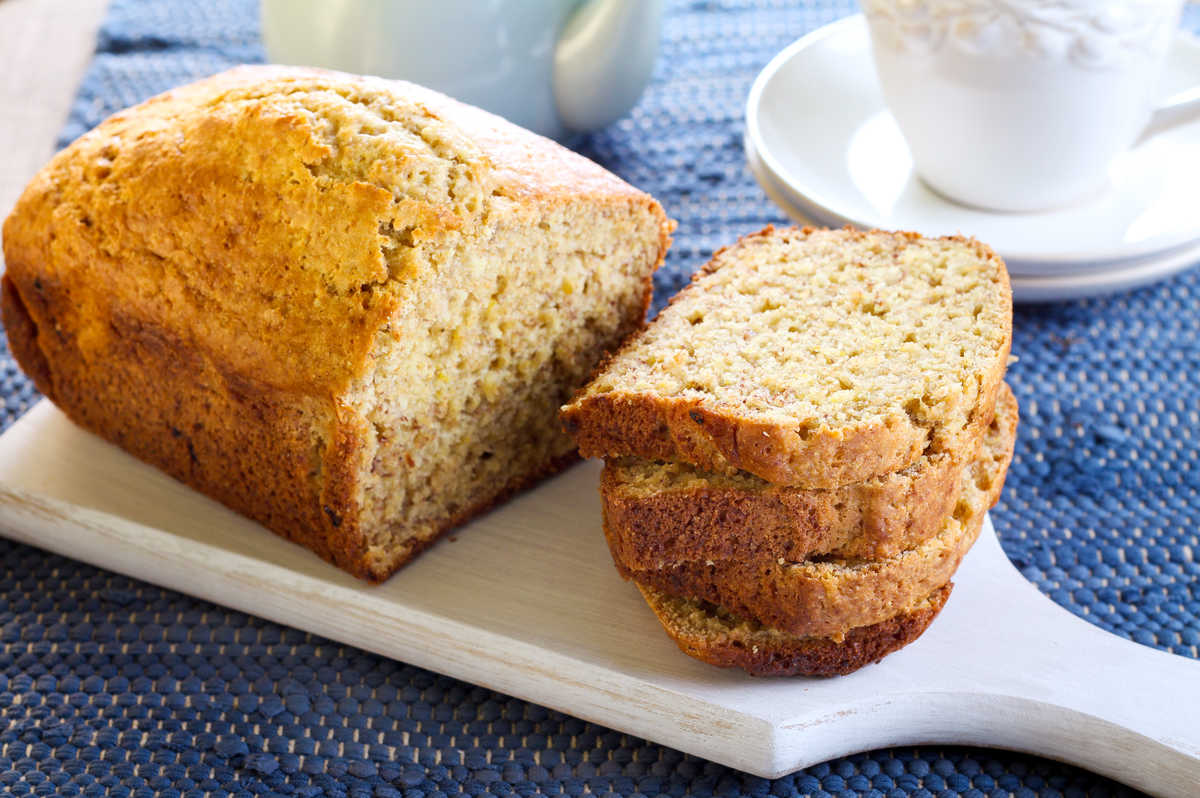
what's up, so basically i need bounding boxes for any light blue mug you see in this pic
[262,0,664,140]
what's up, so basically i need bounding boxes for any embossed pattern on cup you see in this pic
[863,0,1185,212]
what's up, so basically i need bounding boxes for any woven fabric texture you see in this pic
[2,0,1197,795]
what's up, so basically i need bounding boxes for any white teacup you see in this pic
[863,0,1192,212]
[261,0,664,141]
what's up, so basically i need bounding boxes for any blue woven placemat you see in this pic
[2,0,1198,795]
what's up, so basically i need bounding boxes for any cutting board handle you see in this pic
[956,525,1200,796]
[772,524,1200,796]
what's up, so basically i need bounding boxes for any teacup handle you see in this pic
[1139,85,1200,142]
[553,0,664,133]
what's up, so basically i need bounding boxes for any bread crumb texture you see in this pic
[563,226,1011,487]
[638,582,953,677]
[619,383,1016,638]
[602,383,1015,568]
[1,65,671,580]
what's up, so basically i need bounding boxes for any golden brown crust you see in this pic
[601,384,1014,569]
[4,255,586,582]
[3,65,670,400]
[0,277,51,394]
[601,446,960,567]
[5,73,389,399]
[564,338,1007,490]
[638,582,953,677]
[2,272,371,572]
[565,390,930,489]
[1,65,670,581]
[561,225,1013,489]
[625,512,981,638]
[616,388,1018,637]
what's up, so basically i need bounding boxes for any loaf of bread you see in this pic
[603,429,965,571]
[561,227,1012,488]
[618,385,1016,638]
[638,582,952,677]
[1,66,672,581]
[562,226,1015,676]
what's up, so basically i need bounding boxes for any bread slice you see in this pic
[561,227,1012,488]
[603,384,1015,570]
[618,385,1017,638]
[638,582,953,677]
[1,65,672,581]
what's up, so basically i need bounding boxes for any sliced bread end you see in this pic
[562,226,1012,488]
[613,383,1016,637]
[638,582,953,677]
[600,383,1018,570]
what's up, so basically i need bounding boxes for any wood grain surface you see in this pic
[0,401,1196,795]
[0,0,109,269]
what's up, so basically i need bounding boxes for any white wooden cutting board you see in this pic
[0,401,1196,796]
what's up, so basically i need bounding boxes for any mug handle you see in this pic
[1138,85,1200,142]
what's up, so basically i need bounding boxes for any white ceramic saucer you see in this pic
[745,15,1200,281]
[746,133,1200,302]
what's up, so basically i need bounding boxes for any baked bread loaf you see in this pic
[638,582,952,677]
[603,432,964,571]
[1,65,672,581]
[605,380,1015,568]
[562,227,1015,675]
[561,227,1012,488]
[618,384,1016,637]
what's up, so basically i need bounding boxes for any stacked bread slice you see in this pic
[561,227,1016,676]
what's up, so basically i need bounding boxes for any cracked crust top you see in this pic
[1,65,671,581]
[561,226,1012,488]
[2,65,669,400]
